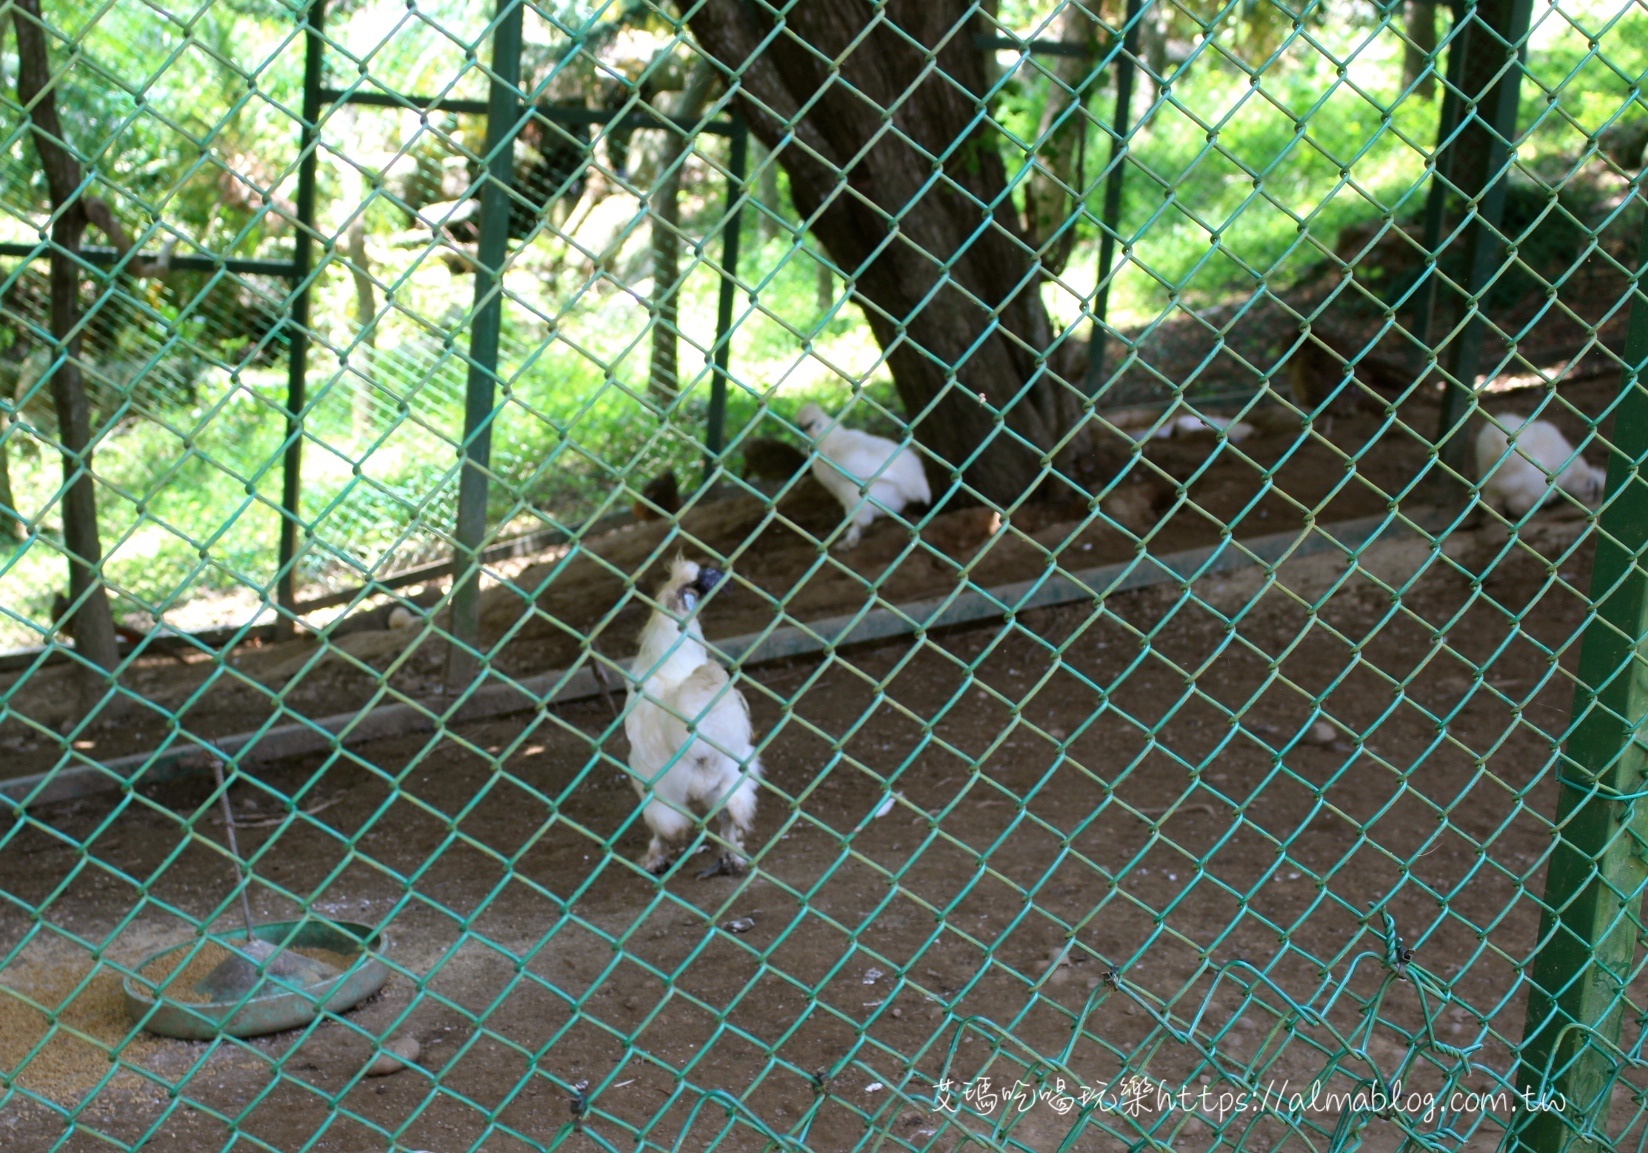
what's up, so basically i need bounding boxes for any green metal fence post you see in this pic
[1512,215,1648,1153]
[275,0,325,638]
[1085,0,1143,396]
[1411,0,1468,354]
[703,114,747,483]
[445,0,524,687]
[1432,0,1534,480]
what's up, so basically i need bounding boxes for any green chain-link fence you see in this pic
[3,0,1648,1148]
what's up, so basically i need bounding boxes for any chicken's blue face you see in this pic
[667,561,724,615]
[796,404,827,440]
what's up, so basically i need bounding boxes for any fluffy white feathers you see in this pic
[1475,413,1606,517]
[624,557,761,878]
[797,403,931,548]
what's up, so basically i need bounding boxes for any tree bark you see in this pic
[684,0,1103,505]
[1021,1,1101,275]
[1403,0,1439,101]
[754,139,783,241]
[648,60,717,401]
[13,0,122,709]
[1138,5,1170,100]
[341,134,380,440]
[0,424,20,541]
[344,214,378,438]
[340,109,378,440]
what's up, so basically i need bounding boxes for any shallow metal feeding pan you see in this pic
[123,920,389,1040]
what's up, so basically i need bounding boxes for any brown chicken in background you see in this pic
[920,504,1001,557]
[632,469,682,521]
[740,437,809,484]
[1284,325,1425,415]
[1099,477,1173,534]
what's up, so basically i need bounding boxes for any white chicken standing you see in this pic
[1475,413,1607,517]
[624,557,762,878]
[796,403,932,549]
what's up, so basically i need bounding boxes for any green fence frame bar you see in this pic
[320,86,738,137]
[1086,0,1144,395]
[1411,0,1469,356]
[444,0,525,687]
[974,34,1093,58]
[274,0,326,636]
[0,243,299,277]
[1433,0,1536,478]
[309,64,746,622]
[704,116,748,481]
[1512,216,1648,1153]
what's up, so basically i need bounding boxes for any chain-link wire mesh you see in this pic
[2,0,1648,1149]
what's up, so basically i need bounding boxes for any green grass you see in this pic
[2,0,1643,649]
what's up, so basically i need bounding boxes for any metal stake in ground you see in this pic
[191,759,337,1003]
[275,0,327,639]
[1086,0,1145,396]
[446,0,526,689]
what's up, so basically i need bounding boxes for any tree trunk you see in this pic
[0,358,21,542]
[755,139,783,241]
[685,0,1105,505]
[648,60,717,402]
[344,213,378,438]
[341,110,379,440]
[1403,0,1439,101]
[1021,1,1101,275]
[13,0,121,710]
[0,424,21,541]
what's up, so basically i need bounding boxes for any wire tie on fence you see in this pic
[1374,909,1413,975]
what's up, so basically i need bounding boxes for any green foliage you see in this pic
[1,0,1645,647]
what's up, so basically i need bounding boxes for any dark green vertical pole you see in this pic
[1512,217,1648,1153]
[1411,0,1469,354]
[445,0,523,687]
[1433,0,1535,480]
[703,116,747,484]
[276,0,325,637]
[1085,0,1144,397]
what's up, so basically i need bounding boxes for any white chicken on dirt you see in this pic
[796,402,931,549]
[1475,413,1607,517]
[624,557,762,878]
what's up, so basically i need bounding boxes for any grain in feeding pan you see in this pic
[122,759,387,1038]
[123,919,390,1039]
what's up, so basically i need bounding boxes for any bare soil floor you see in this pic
[0,495,1620,1152]
[0,369,1620,776]
[1,236,1637,1147]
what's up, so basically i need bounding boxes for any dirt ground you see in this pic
[0,361,1621,777]
[0,493,1620,1151]
[1,232,1637,1149]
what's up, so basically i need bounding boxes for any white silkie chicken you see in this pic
[625,557,761,878]
[796,403,932,549]
[1475,413,1607,517]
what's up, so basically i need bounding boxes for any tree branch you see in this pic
[12,0,123,699]
[14,1,172,276]
[82,198,175,276]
